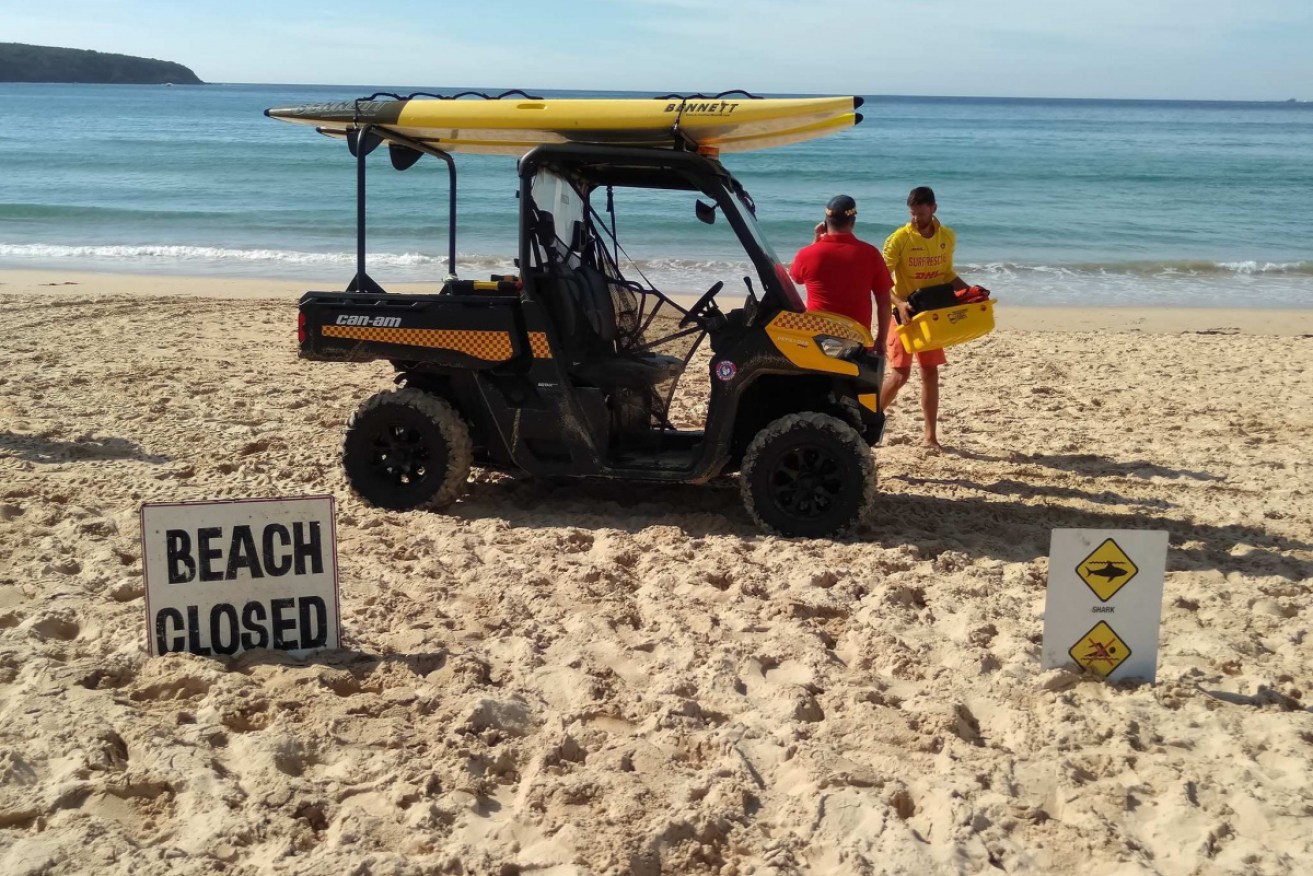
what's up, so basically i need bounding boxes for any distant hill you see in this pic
[0,43,203,84]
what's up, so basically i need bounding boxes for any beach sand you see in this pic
[2,271,1311,875]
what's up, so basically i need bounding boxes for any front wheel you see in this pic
[740,412,875,538]
[341,388,473,511]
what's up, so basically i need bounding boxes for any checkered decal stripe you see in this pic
[323,325,515,360]
[771,312,868,344]
[527,332,553,359]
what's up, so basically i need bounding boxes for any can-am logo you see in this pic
[664,101,740,116]
[335,314,402,328]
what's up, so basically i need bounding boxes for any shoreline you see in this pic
[4,268,1313,336]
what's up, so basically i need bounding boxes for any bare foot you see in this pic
[922,438,944,453]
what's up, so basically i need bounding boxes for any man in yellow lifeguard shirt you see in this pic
[879,186,970,451]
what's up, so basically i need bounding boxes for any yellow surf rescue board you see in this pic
[265,95,864,156]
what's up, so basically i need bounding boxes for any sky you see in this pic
[2,0,1311,101]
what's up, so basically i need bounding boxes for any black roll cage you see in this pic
[340,88,550,292]
[330,89,801,317]
[344,126,458,294]
[515,143,799,315]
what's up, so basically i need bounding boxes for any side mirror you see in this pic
[695,199,717,225]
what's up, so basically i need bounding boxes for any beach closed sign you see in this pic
[141,496,341,657]
[1042,529,1168,682]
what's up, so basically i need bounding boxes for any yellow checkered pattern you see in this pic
[771,311,868,344]
[323,325,515,361]
[527,331,553,359]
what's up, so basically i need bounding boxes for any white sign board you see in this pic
[1042,529,1168,682]
[141,496,341,657]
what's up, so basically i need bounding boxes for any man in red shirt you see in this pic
[789,195,893,352]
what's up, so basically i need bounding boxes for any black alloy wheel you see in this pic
[341,389,472,511]
[740,412,875,538]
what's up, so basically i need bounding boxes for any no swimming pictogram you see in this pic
[1068,620,1132,677]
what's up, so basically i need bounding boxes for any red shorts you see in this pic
[885,327,948,370]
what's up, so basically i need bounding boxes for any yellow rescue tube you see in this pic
[896,300,996,354]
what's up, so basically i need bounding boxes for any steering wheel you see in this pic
[680,281,725,327]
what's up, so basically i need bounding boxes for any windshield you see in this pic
[727,183,804,310]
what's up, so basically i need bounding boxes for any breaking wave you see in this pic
[0,243,515,277]
[1,243,1309,306]
[964,259,1313,278]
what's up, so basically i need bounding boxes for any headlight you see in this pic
[816,335,862,359]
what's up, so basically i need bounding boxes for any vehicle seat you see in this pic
[531,208,682,388]
[558,265,683,389]
[571,265,684,387]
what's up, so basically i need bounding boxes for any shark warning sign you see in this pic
[1042,529,1168,682]
[1076,538,1139,602]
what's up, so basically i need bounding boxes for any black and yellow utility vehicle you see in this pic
[272,91,884,536]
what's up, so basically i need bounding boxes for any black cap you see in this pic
[825,194,857,219]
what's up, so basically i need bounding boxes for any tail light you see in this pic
[297,311,306,344]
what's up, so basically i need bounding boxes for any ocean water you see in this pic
[2,83,1311,308]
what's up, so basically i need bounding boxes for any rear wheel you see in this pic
[740,412,875,537]
[342,388,472,511]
